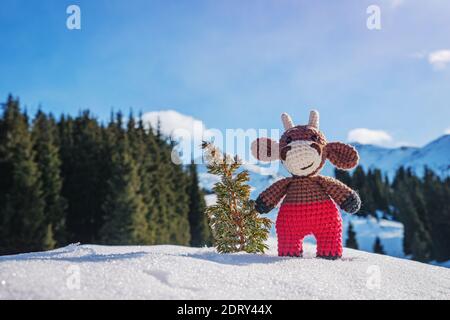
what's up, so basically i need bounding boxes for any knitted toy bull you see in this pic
[252,110,361,259]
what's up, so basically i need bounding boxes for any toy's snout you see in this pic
[282,140,323,176]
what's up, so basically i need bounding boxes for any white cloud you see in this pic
[347,128,393,146]
[445,128,450,135]
[141,110,210,142]
[141,110,216,164]
[428,50,450,70]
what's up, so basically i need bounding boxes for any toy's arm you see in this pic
[255,178,291,214]
[316,176,361,214]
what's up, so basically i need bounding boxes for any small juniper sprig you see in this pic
[201,141,272,254]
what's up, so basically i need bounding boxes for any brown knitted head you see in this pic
[251,110,359,177]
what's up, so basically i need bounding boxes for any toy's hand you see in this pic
[254,196,273,214]
[340,191,361,214]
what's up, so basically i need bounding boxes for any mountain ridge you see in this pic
[347,134,449,179]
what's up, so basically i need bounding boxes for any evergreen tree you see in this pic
[373,236,385,254]
[352,166,365,191]
[350,166,372,217]
[0,96,48,254]
[138,116,162,244]
[363,169,377,214]
[187,161,213,247]
[422,167,450,261]
[32,111,67,246]
[334,168,352,187]
[345,222,359,249]
[99,114,150,244]
[371,169,390,214]
[201,142,272,253]
[168,155,191,245]
[149,143,174,244]
[392,167,433,261]
[0,97,10,219]
[127,113,157,244]
[59,111,106,243]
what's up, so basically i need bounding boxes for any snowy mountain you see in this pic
[0,242,448,299]
[348,134,450,180]
[403,135,450,178]
[332,143,419,179]
[313,135,449,179]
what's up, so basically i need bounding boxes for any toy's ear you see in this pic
[251,138,280,162]
[325,142,359,170]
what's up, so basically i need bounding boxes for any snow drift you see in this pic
[0,241,448,300]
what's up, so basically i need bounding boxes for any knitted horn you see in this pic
[308,110,319,129]
[281,113,294,130]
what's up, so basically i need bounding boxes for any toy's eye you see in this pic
[286,136,292,144]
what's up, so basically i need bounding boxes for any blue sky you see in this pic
[0,0,449,147]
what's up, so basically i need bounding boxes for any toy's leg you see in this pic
[314,202,343,259]
[315,230,343,259]
[276,205,304,257]
[277,232,303,257]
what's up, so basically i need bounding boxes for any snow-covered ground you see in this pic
[0,241,449,300]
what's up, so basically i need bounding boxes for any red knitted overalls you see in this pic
[276,200,342,257]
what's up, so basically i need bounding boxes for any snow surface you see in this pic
[0,241,449,300]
